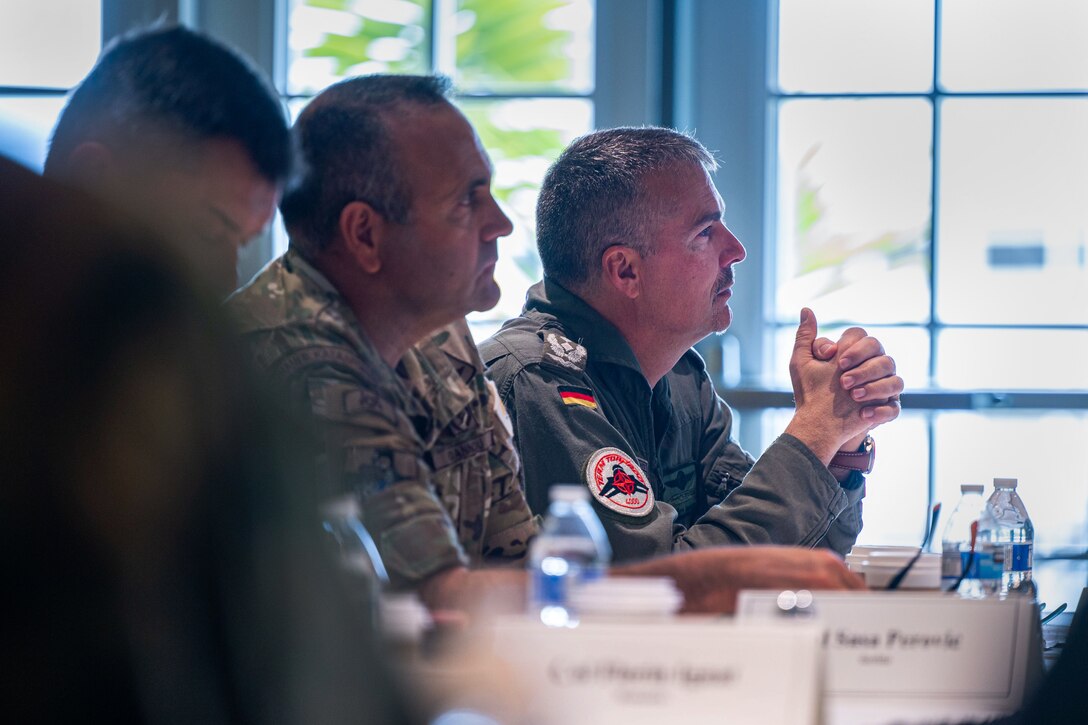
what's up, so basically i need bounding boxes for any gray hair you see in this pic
[279,74,453,256]
[536,126,717,289]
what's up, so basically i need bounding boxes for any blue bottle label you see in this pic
[964,548,1003,579]
[957,550,976,577]
[532,568,567,605]
[1008,543,1032,571]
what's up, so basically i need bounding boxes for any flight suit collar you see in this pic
[525,277,646,376]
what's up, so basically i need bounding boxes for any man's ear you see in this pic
[66,141,114,182]
[600,245,642,300]
[337,200,387,274]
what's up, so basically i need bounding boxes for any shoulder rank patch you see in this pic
[542,331,587,372]
[584,447,654,517]
[558,385,597,410]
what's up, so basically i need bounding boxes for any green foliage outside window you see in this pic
[302,0,431,75]
[295,0,592,299]
[456,0,573,88]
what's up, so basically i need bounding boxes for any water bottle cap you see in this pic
[993,477,1018,489]
[550,484,590,503]
[960,484,984,494]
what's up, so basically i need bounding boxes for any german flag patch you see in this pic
[558,385,597,410]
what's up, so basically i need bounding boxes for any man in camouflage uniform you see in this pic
[228,75,540,603]
[232,249,537,590]
[229,74,866,613]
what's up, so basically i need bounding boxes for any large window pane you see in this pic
[934,411,1088,607]
[459,98,593,324]
[771,325,930,390]
[936,329,1088,390]
[0,1,100,89]
[941,0,1088,92]
[760,409,930,547]
[937,99,1088,325]
[777,0,933,93]
[452,0,593,94]
[287,0,431,95]
[854,412,930,547]
[0,96,67,171]
[775,99,932,325]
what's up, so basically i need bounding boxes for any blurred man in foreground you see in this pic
[0,154,418,723]
[44,24,290,297]
[228,74,865,616]
[481,127,904,560]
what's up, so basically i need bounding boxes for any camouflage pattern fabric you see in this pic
[228,249,537,589]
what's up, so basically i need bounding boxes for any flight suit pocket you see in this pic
[659,461,697,524]
[704,457,746,506]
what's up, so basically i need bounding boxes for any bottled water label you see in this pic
[968,545,1004,580]
[530,553,605,606]
[1008,542,1032,571]
[941,550,962,580]
[532,564,566,607]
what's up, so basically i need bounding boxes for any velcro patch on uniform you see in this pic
[584,447,654,517]
[429,430,493,471]
[558,385,597,410]
[542,331,587,372]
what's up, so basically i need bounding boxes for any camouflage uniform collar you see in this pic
[400,323,479,432]
[275,247,401,388]
[283,247,341,299]
[281,247,370,345]
[526,278,645,375]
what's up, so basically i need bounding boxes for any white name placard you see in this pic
[736,591,1042,725]
[489,617,822,725]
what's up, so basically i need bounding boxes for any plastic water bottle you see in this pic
[941,484,986,594]
[320,495,389,625]
[529,485,612,627]
[978,477,1035,597]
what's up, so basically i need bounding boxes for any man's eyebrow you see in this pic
[691,210,722,229]
[454,174,492,200]
[209,205,241,233]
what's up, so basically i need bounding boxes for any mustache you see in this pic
[714,267,735,294]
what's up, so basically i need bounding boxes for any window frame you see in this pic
[681,1,1087,580]
[681,0,1087,419]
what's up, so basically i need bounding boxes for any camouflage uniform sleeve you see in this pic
[429,319,538,564]
[302,364,469,590]
[479,376,539,563]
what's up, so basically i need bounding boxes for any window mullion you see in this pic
[431,0,454,77]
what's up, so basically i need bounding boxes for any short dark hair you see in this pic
[279,74,454,257]
[45,25,290,185]
[536,126,718,289]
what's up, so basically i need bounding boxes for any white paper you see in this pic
[489,617,822,725]
[736,591,1042,725]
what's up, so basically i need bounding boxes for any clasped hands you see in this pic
[785,307,904,466]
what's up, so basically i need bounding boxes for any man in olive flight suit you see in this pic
[481,127,905,562]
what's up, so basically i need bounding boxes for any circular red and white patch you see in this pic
[584,447,655,517]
